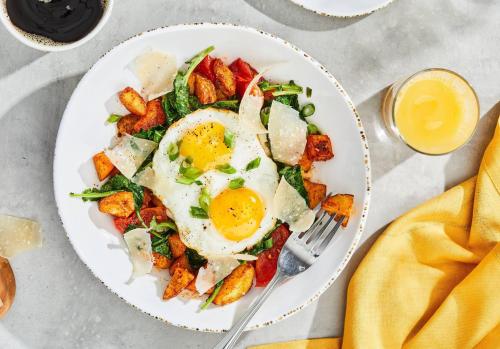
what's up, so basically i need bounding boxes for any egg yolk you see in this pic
[209,188,265,241]
[179,122,231,171]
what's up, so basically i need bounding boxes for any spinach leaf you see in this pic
[134,125,166,143]
[162,91,180,126]
[101,174,145,211]
[151,234,172,259]
[279,166,308,204]
[186,248,207,270]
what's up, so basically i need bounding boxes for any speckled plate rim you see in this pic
[289,0,397,18]
[53,22,371,333]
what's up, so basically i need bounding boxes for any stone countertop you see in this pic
[0,0,498,348]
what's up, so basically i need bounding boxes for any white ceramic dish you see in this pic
[290,0,395,17]
[0,0,113,52]
[53,23,371,332]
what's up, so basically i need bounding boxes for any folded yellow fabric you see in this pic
[250,117,499,349]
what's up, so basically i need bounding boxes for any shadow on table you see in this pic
[243,0,365,31]
[443,102,500,190]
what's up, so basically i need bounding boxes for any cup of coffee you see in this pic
[0,0,114,52]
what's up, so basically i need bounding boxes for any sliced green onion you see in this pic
[300,103,315,118]
[69,190,120,200]
[200,280,224,310]
[245,157,261,171]
[224,129,235,149]
[167,142,179,161]
[107,114,122,123]
[260,107,270,126]
[229,178,245,190]
[307,123,320,135]
[198,188,211,213]
[216,163,237,174]
[176,177,197,185]
[306,87,312,98]
[150,217,177,232]
[264,238,273,249]
[190,206,209,219]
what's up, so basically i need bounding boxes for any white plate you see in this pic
[290,0,396,17]
[53,23,371,332]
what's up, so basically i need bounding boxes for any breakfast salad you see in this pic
[71,46,354,309]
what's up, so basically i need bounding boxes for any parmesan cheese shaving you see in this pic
[0,215,42,258]
[130,50,177,100]
[105,134,157,179]
[268,101,307,165]
[123,228,153,278]
[239,70,268,134]
[273,177,315,233]
[133,167,156,190]
[195,257,240,294]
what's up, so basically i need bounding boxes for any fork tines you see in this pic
[298,209,344,257]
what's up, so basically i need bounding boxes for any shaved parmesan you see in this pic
[133,167,156,190]
[105,134,157,179]
[0,215,42,258]
[268,101,307,165]
[195,257,240,294]
[123,228,153,278]
[239,70,268,134]
[130,50,177,100]
[273,178,315,233]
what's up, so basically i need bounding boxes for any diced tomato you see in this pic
[255,224,291,287]
[114,207,168,233]
[229,58,257,80]
[194,55,215,82]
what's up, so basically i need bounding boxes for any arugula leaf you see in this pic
[223,129,235,149]
[69,189,120,202]
[190,206,209,219]
[162,91,180,126]
[134,125,166,143]
[229,177,245,190]
[150,217,177,233]
[152,237,172,259]
[216,163,237,174]
[245,157,261,171]
[101,174,145,211]
[200,280,224,310]
[275,94,299,111]
[186,248,207,270]
[279,166,308,204]
[107,114,122,123]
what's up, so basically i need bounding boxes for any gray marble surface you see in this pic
[0,0,499,348]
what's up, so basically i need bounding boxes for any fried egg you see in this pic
[152,108,278,256]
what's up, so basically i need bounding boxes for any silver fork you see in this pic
[213,209,345,349]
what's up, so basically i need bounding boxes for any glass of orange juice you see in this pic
[382,68,479,155]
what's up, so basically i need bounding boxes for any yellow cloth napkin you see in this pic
[250,117,500,349]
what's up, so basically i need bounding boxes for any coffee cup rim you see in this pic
[0,0,114,52]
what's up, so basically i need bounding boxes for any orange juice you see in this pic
[383,69,479,155]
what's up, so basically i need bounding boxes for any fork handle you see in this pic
[213,271,284,349]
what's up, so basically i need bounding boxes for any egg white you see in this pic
[152,108,279,256]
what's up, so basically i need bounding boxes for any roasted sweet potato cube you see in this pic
[119,87,147,116]
[92,151,115,181]
[215,88,228,101]
[163,268,195,300]
[168,233,186,259]
[213,264,255,306]
[195,74,217,105]
[185,279,214,295]
[322,194,354,227]
[133,99,166,133]
[306,134,334,161]
[169,254,191,276]
[98,192,135,218]
[117,114,139,136]
[153,252,171,269]
[188,73,197,95]
[298,151,313,172]
[303,180,327,209]
[213,58,236,97]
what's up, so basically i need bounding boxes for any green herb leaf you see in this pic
[224,129,235,149]
[150,217,177,232]
[190,206,209,219]
[307,123,320,135]
[162,91,180,126]
[209,100,239,112]
[167,142,180,161]
[134,125,166,143]
[101,174,145,211]
[279,166,308,204]
[107,114,122,123]
[69,189,120,202]
[216,163,237,174]
[306,87,312,98]
[198,188,211,213]
[200,280,224,310]
[229,177,245,190]
[275,94,300,111]
[245,157,261,171]
[186,248,207,270]
[300,103,315,118]
[260,107,270,126]
[152,238,172,259]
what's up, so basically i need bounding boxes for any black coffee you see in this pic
[6,0,105,43]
